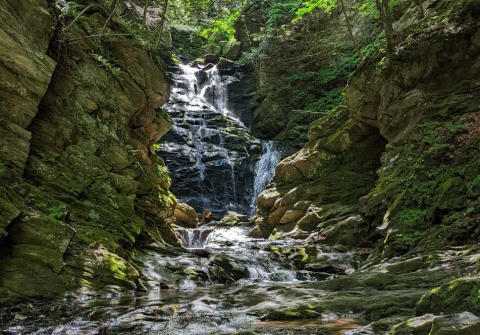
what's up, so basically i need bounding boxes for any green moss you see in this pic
[416,278,480,315]
[260,305,320,320]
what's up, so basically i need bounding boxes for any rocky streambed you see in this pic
[2,223,480,335]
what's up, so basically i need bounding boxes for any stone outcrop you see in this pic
[220,211,249,226]
[0,0,179,304]
[248,0,480,328]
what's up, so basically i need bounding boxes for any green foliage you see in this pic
[156,109,173,122]
[126,145,139,157]
[359,0,402,19]
[199,9,240,43]
[396,209,426,227]
[305,88,345,114]
[268,0,303,26]
[60,1,92,33]
[155,163,171,183]
[171,26,206,59]
[294,0,341,21]
[466,175,480,197]
[90,53,121,77]
[89,210,100,222]
[168,0,243,49]
[47,204,67,220]
[0,162,5,178]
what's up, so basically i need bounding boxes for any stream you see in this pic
[1,225,368,335]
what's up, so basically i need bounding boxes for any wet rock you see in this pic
[0,0,181,302]
[387,314,437,335]
[208,254,249,282]
[220,211,249,226]
[217,57,235,70]
[175,203,199,228]
[158,64,262,216]
[199,209,214,223]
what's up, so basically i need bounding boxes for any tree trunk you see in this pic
[340,0,364,61]
[154,0,169,50]
[143,0,151,30]
[375,0,393,57]
[416,0,424,19]
[382,0,394,56]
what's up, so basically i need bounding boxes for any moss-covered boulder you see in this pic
[416,278,480,316]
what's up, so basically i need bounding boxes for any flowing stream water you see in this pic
[1,225,368,334]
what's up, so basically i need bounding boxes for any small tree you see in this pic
[154,0,170,50]
[143,0,151,29]
[359,0,402,57]
[415,0,424,19]
[294,0,365,61]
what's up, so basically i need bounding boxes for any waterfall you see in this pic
[175,227,215,249]
[159,62,280,216]
[250,141,282,217]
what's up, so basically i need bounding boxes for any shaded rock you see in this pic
[220,41,241,59]
[207,254,249,282]
[387,314,437,335]
[202,44,222,55]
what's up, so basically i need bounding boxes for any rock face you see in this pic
[246,0,480,327]
[0,0,56,245]
[0,0,179,304]
[252,0,480,259]
[156,61,262,216]
[252,109,387,242]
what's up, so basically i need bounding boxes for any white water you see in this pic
[250,141,282,216]
[176,227,215,249]
[173,64,241,204]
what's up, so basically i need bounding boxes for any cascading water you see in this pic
[250,141,282,216]
[157,62,268,216]
[175,227,215,249]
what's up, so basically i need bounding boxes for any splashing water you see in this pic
[250,141,282,216]
[176,227,215,249]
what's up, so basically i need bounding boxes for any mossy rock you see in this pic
[416,278,480,316]
[259,305,320,320]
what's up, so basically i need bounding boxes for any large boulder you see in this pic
[207,254,249,283]
[220,41,241,59]
[387,313,480,335]
[174,203,199,228]
[429,312,480,335]
[220,211,249,226]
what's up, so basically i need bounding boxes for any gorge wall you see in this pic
[0,0,179,304]
[247,0,480,284]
